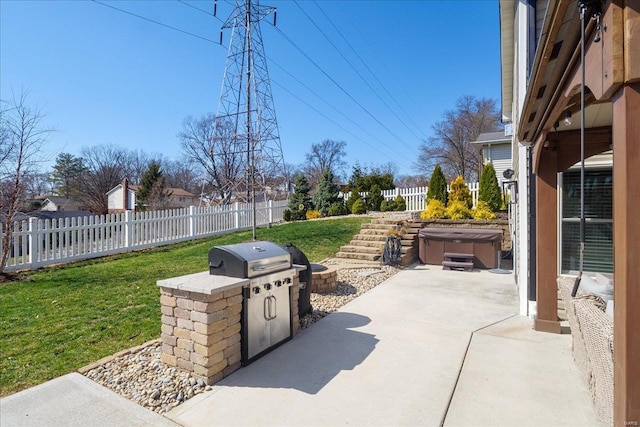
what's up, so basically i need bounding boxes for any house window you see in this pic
[560,168,613,274]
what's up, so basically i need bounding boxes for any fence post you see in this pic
[124,210,133,251]
[189,206,195,237]
[268,200,273,226]
[28,217,37,270]
[234,202,240,229]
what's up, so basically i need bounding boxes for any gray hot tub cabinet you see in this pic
[418,227,503,269]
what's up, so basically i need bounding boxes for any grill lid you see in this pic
[208,241,292,278]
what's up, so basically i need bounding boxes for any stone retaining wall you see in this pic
[311,267,337,293]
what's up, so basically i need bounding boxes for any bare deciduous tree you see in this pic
[303,139,347,186]
[179,114,244,204]
[415,95,501,182]
[164,158,202,195]
[0,90,53,273]
[80,144,128,214]
[395,174,429,188]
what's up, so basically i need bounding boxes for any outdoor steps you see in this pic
[335,218,422,265]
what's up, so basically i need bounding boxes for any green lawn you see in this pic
[0,217,370,397]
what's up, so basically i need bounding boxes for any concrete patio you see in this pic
[167,264,601,426]
[1,263,602,426]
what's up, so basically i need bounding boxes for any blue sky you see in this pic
[1,0,501,178]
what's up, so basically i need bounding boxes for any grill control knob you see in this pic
[253,286,261,294]
[274,280,282,287]
[284,277,292,284]
[264,283,272,291]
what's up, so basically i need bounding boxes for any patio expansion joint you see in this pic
[438,314,519,427]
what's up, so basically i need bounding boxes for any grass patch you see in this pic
[0,217,370,397]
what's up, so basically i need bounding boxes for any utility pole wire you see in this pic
[334,1,428,141]
[322,0,428,141]
[292,0,419,156]
[91,0,417,168]
[307,0,426,145]
[271,80,416,165]
[91,0,220,45]
[269,60,415,164]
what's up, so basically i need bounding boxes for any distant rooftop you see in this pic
[471,130,511,144]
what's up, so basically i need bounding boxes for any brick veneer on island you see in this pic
[157,269,301,385]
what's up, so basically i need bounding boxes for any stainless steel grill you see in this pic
[208,241,295,365]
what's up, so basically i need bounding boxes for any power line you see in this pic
[316,0,428,141]
[334,0,428,140]
[90,0,418,168]
[291,0,420,156]
[271,79,416,166]
[177,0,224,23]
[272,25,418,159]
[91,0,221,45]
[269,60,414,163]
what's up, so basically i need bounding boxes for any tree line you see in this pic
[2,90,501,272]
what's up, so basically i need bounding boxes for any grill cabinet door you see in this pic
[246,290,270,360]
[268,285,292,346]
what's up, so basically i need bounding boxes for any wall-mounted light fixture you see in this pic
[564,110,572,126]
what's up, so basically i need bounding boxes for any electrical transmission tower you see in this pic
[215,0,285,219]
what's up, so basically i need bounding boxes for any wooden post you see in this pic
[612,82,640,426]
[534,148,561,333]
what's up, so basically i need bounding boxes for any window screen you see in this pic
[561,169,613,273]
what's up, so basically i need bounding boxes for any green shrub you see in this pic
[327,201,348,216]
[446,200,473,219]
[420,199,447,219]
[351,198,367,214]
[448,176,473,209]
[367,184,384,211]
[283,209,292,222]
[306,209,322,220]
[380,199,395,212]
[346,191,361,213]
[427,164,448,205]
[394,194,406,211]
[478,163,502,212]
[472,201,497,220]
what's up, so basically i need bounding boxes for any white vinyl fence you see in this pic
[341,182,480,212]
[1,200,288,272]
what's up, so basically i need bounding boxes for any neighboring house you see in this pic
[500,0,639,420]
[40,197,83,212]
[106,179,198,213]
[471,130,513,185]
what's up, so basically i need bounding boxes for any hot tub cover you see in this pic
[418,227,502,242]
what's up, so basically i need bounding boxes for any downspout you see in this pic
[528,146,537,302]
[526,0,538,306]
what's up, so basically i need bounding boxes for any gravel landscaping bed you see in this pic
[83,264,400,414]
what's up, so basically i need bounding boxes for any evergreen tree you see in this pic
[137,161,169,211]
[313,168,340,217]
[448,175,473,209]
[478,163,502,212]
[50,153,85,199]
[345,190,361,213]
[287,174,313,220]
[426,164,448,205]
[345,164,395,192]
[367,184,384,211]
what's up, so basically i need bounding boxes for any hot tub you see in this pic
[418,227,503,269]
